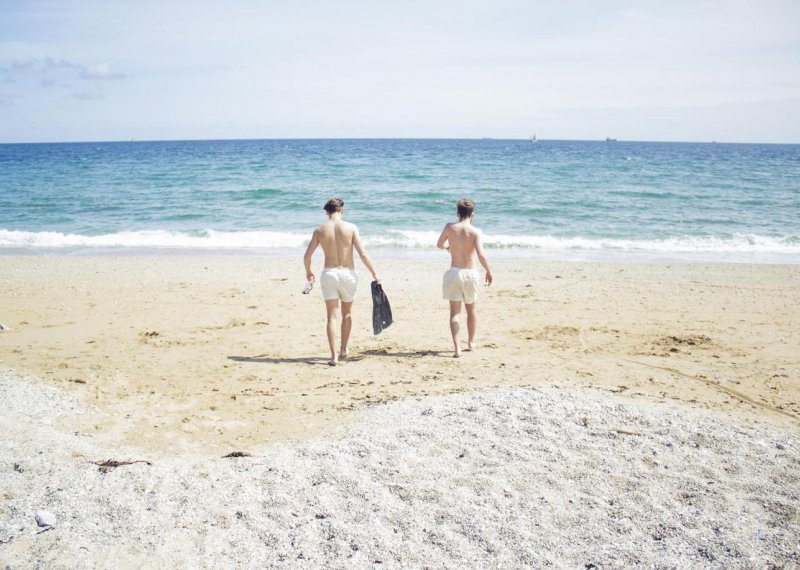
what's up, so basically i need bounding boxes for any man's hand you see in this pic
[306,271,315,283]
[373,274,381,284]
[485,271,493,286]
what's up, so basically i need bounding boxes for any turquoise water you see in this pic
[1,139,798,261]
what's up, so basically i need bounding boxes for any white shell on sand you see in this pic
[34,510,56,528]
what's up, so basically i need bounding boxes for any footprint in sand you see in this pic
[513,326,581,349]
[635,334,720,357]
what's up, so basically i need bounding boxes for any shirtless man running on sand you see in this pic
[437,198,493,358]
[304,197,380,366]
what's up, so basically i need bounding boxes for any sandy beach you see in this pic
[1,256,798,448]
[1,255,799,566]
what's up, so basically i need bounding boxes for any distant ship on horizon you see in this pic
[605,137,617,142]
[529,133,537,143]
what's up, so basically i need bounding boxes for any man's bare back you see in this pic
[438,220,484,269]
[315,219,358,268]
[437,218,492,281]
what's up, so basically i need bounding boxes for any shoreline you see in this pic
[1,246,799,265]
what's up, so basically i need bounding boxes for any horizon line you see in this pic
[1,136,797,146]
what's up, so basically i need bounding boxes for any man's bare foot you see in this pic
[453,348,461,358]
[339,351,348,361]
[328,357,338,366]
[466,341,476,352]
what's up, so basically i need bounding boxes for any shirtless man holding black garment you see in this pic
[436,198,493,358]
[303,197,380,366]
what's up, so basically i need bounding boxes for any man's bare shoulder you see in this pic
[459,224,482,243]
[332,220,357,237]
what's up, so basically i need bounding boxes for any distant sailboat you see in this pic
[529,133,537,143]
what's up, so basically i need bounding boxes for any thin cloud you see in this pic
[8,58,83,72]
[72,85,105,100]
[42,58,83,71]
[79,63,126,80]
[0,58,126,82]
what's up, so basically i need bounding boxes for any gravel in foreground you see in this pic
[1,372,798,569]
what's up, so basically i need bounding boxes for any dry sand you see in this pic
[1,255,799,567]
[1,256,798,450]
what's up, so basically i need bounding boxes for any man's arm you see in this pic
[303,229,320,282]
[475,231,493,285]
[352,228,380,283]
[436,224,450,250]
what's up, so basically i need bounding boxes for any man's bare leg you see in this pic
[325,299,340,366]
[449,301,462,358]
[339,301,353,360]
[465,302,477,351]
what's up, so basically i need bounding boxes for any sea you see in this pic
[1,138,798,263]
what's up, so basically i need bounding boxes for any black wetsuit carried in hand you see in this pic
[371,281,393,335]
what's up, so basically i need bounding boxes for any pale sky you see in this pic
[1,0,799,143]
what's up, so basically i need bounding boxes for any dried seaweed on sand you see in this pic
[90,459,152,473]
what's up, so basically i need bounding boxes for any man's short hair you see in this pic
[457,198,475,220]
[324,197,344,214]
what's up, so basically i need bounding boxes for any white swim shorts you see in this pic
[442,267,480,304]
[320,267,359,302]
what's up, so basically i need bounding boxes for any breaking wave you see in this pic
[1,229,798,259]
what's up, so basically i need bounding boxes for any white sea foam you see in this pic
[480,233,800,253]
[365,230,800,255]
[1,228,799,259]
[0,229,307,249]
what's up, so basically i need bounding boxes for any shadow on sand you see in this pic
[359,349,452,359]
[228,349,450,365]
[228,355,336,365]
